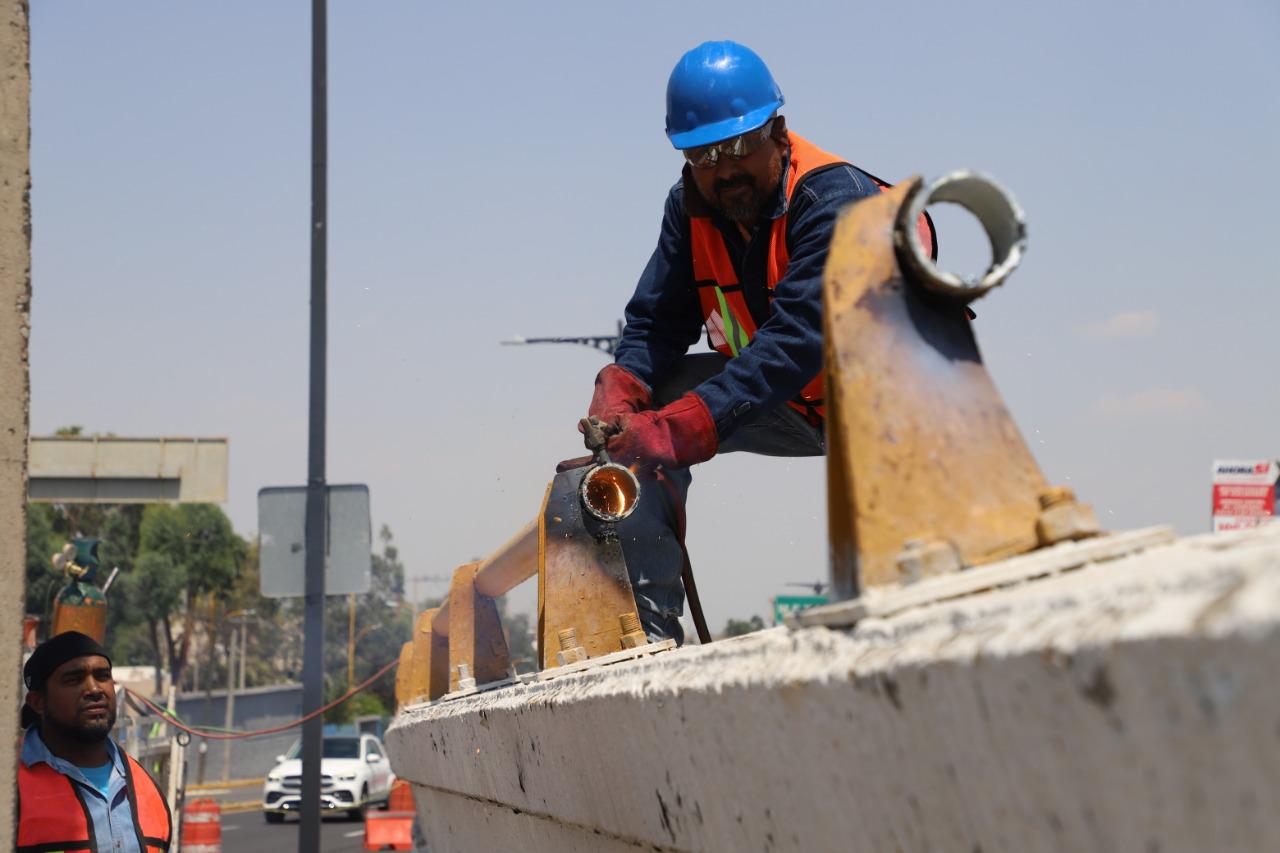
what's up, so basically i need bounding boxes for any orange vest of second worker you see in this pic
[17,752,172,853]
[689,131,936,422]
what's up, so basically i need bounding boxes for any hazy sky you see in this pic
[28,1,1279,632]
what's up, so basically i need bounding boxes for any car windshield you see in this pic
[284,737,362,760]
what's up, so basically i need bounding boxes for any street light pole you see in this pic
[300,0,328,849]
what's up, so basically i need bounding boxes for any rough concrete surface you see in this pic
[0,2,29,848]
[388,524,1280,852]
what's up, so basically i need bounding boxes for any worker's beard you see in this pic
[711,175,768,222]
[44,705,116,744]
[709,156,783,223]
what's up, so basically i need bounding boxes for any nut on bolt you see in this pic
[895,538,962,584]
[555,627,588,667]
[1035,486,1100,546]
[618,612,648,650]
[454,662,476,692]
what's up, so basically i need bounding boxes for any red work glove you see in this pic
[588,364,652,429]
[606,392,718,473]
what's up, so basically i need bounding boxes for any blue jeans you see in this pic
[617,354,826,642]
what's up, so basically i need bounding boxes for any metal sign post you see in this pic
[302,0,327,849]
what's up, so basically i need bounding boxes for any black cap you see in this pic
[23,631,111,690]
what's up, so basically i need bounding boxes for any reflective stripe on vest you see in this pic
[689,131,937,423]
[18,752,173,853]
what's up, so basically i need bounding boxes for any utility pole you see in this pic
[220,625,237,783]
[347,592,356,690]
[221,609,255,782]
[300,0,328,848]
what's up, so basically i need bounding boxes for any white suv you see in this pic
[262,733,396,822]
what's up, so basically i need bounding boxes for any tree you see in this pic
[720,614,765,638]
[119,503,247,690]
[218,539,294,690]
[26,503,65,619]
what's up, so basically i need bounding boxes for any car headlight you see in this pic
[334,772,358,781]
[266,773,282,783]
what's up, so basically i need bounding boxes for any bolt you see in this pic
[895,537,962,583]
[554,627,589,667]
[1036,487,1100,546]
[618,612,648,649]
[1039,486,1075,510]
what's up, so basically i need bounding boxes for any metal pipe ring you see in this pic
[896,170,1027,301]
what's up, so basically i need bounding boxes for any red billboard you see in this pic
[1212,460,1278,532]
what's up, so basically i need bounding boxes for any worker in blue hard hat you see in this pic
[564,41,936,642]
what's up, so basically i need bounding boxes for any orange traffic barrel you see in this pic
[182,797,222,853]
[388,779,414,812]
[365,780,415,851]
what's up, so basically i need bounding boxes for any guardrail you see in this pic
[395,172,1096,709]
[396,467,660,706]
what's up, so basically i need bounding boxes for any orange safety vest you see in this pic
[17,751,173,852]
[689,131,936,423]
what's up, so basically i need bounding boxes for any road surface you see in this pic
[219,812,377,853]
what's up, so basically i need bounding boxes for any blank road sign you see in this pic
[258,484,372,597]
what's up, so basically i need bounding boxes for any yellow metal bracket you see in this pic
[824,173,1096,596]
[537,468,644,669]
[408,607,449,703]
[446,563,512,692]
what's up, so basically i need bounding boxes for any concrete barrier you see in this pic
[388,524,1280,852]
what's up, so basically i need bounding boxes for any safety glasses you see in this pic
[683,119,775,170]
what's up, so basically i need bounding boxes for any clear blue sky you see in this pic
[28,1,1279,630]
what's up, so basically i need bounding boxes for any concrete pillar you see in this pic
[0,1,30,847]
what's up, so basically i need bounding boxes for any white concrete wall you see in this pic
[0,2,29,847]
[388,524,1280,852]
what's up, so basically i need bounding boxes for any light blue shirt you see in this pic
[21,727,144,853]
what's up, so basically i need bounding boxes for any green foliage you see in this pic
[137,503,244,592]
[324,686,388,725]
[26,503,64,618]
[720,614,765,638]
[219,540,293,691]
[111,503,247,689]
[26,502,144,621]
[24,480,427,717]
[320,526,414,720]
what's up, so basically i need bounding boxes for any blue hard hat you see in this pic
[665,41,784,150]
